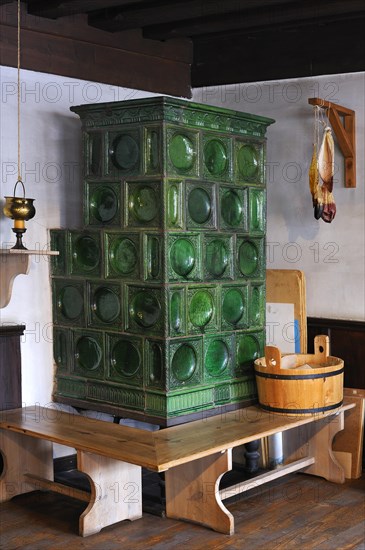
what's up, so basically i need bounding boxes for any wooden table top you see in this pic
[0,400,354,472]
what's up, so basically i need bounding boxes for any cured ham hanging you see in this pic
[318,126,336,222]
[309,106,336,223]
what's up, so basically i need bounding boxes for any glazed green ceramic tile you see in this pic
[144,392,168,416]
[50,230,67,276]
[126,285,164,335]
[107,334,142,385]
[166,180,183,229]
[144,233,163,281]
[168,337,202,389]
[249,284,265,327]
[88,282,122,329]
[144,126,161,174]
[203,334,233,381]
[105,231,140,280]
[168,286,186,336]
[236,237,264,279]
[73,330,104,378]
[204,234,233,280]
[86,182,120,226]
[53,279,85,326]
[221,284,248,330]
[126,181,161,228]
[186,182,216,230]
[70,231,101,277]
[145,339,166,389]
[86,131,103,176]
[236,330,264,375]
[108,130,140,175]
[203,135,230,180]
[164,388,215,415]
[172,345,196,381]
[238,240,258,276]
[53,328,70,372]
[235,140,262,183]
[229,377,257,403]
[249,188,266,234]
[57,376,146,411]
[187,285,218,334]
[219,186,247,231]
[55,376,88,400]
[168,233,201,281]
[167,128,198,177]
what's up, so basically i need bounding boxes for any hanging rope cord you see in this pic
[313,105,319,149]
[313,104,327,148]
[17,0,22,183]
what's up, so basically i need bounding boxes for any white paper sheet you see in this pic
[266,302,296,353]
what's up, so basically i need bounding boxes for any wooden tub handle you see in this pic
[314,335,330,360]
[264,346,282,369]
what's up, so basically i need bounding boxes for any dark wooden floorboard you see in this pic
[0,473,364,550]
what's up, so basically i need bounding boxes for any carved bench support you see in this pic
[283,410,346,484]
[0,430,142,537]
[165,449,234,535]
[0,430,53,501]
[77,450,142,536]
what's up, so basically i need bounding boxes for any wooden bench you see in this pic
[0,399,355,536]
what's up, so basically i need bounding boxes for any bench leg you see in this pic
[305,411,346,483]
[165,449,234,535]
[77,450,142,537]
[283,410,346,484]
[0,430,53,502]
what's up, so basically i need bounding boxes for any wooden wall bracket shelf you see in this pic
[0,249,59,309]
[308,97,356,188]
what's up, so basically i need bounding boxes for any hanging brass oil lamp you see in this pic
[3,180,36,249]
[3,0,36,250]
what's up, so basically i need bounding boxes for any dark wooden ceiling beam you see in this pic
[0,3,193,97]
[0,23,192,97]
[25,0,154,19]
[0,2,192,61]
[192,18,365,88]
[88,0,298,33]
[143,0,365,40]
[1,0,363,93]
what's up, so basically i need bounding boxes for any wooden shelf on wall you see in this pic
[0,249,59,309]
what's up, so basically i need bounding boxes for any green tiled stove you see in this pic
[51,97,274,426]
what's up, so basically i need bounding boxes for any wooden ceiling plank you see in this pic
[0,21,192,97]
[88,0,298,33]
[0,4,192,63]
[26,0,155,19]
[143,0,365,40]
[191,18,365,87]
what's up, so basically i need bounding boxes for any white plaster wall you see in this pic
[0,66,157,407]
[193,73,365,321]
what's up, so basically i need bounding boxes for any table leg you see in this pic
[244,439,261,473]
[77,450,142,537]
[165,449,234,535]
[0,430,53,501]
